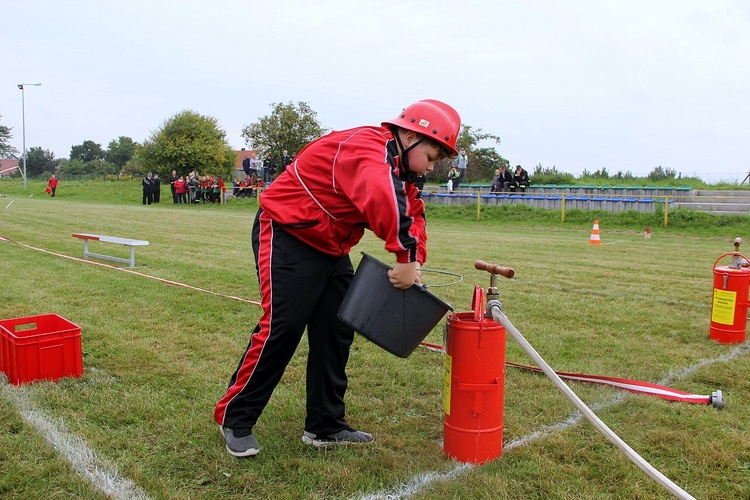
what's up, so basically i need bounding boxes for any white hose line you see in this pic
[489,302,695,500]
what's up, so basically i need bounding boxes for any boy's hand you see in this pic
[388,261,421,289]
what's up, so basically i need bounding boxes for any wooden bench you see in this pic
[72,233,149,268]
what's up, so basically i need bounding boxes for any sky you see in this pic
[2,0,749,183]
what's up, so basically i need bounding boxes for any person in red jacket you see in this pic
[47,174,59,197]
[215,99,461,457]
[174,175,187,204]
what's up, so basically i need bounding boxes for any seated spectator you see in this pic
[447,165,460,193]
[491,166,513,193]
[511,165,529,193]
[243,176,255,197]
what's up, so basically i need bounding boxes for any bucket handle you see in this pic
[713,252,749,269]
[472,285,484,322]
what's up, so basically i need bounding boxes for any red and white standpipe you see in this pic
[442,260,698,499]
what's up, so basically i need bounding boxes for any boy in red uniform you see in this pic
[47,174,59,197]
[214,100,461,457]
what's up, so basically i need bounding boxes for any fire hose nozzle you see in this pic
[733,238,742,249]
[710,390,724,409]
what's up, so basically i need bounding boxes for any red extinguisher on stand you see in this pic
[443,260,514,464]
[710,238,750,344]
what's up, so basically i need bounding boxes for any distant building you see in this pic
[0,158,20,178]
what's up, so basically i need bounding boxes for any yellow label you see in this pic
[711,288,737,325]
[444,354,452,415]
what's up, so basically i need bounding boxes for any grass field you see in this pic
[1,180,749,499]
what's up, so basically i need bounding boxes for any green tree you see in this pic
[24,147,59,176]
[432,124,505,183]
[472,148,509,182]
[120,159,145,179]
[241,102,326,164]
[58,158,89,176]
[0,114,18,158]
[106,136,138,169]
[137,110,236,179]
[531,164,576,185]
[581,167,610,179]
[648,165,676,182]
[70,140,105,163]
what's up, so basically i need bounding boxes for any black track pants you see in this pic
[215,210,355,436]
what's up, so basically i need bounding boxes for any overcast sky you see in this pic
[3,0,749,183]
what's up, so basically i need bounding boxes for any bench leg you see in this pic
[129,246,136,268]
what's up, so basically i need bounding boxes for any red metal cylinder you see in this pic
[710,254,750,344]
[443,297,506,463]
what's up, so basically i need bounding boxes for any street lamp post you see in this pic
[17,83,42,190]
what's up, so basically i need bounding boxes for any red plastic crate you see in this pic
[0,314,83,385]
[0,323,4,374]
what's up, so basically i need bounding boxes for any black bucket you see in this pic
[337,253,453,358]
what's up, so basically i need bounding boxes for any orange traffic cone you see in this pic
[589,220,601,245]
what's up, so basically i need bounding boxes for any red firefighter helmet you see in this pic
[383,99,461,156]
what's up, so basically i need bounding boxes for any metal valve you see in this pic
[731,238,749,269]
[474,260,514,317]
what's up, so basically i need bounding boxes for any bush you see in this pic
[528,173,576,185]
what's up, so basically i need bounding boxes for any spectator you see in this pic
[491,166,513,193]
[169,170,179,204]
[415,173,426,199]
[262,152,277,183]
[447,165,460,192]
[199,176,210,203]
[250,157,262,177]
[281,149,292,174]
[175,175,188,204]
[212,177,222,203]
[251,174,262,197]
[455,146,468,185]
[142,172,154,205]
[235,176,248,198]
[188,173,199,204]
[242,153,252,177]
[153,174,161,203]
[512,164,529,193]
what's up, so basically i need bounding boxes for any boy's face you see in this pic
[406,137,446,176]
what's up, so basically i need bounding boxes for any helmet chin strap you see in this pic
[394,132,424,183]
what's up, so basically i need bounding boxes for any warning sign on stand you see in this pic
[711,288,736,325]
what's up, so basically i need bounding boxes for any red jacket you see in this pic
[259,125,427,264]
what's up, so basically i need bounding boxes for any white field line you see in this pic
[1,374,151,500]
[354,341,750,500]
